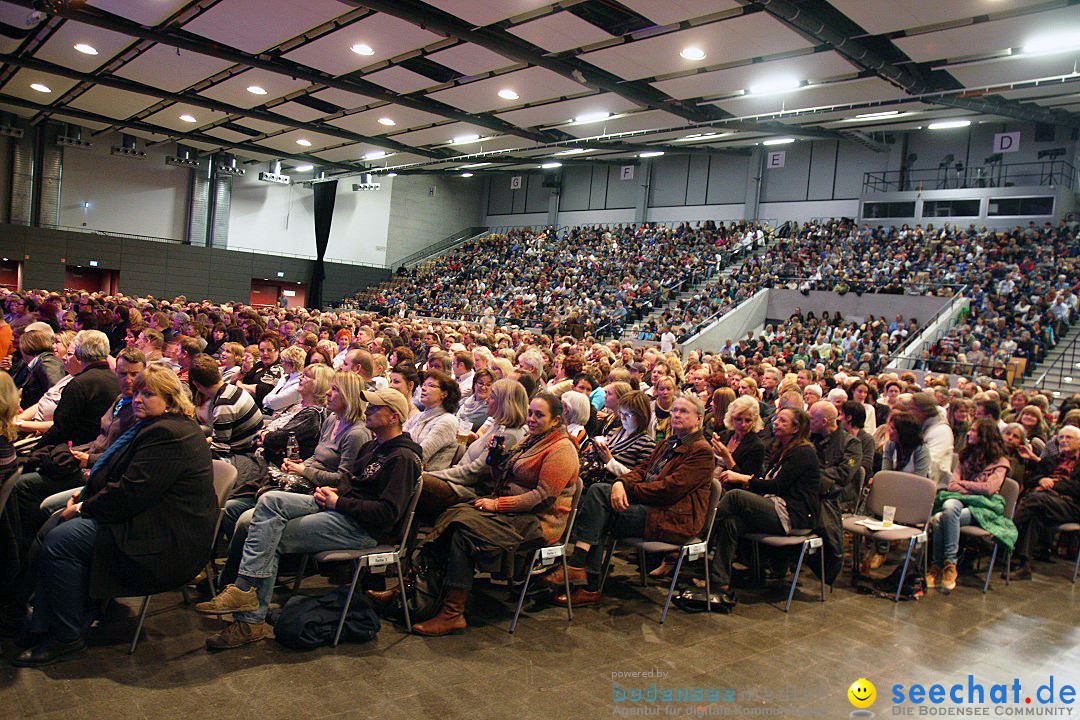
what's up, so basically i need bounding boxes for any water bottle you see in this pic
[487,425,506,468]
[286,432,299,463]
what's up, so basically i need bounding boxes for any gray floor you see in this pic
[2,552,1079,720]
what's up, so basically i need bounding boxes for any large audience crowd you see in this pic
[0,213,1079,666]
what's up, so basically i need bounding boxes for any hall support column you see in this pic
[634,159,651,223]
[743,148,764,223]
[547,185,559,226]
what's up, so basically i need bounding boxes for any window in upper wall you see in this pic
[922,199,981,217]
[863,201,916,218]
[987,196,1054,217]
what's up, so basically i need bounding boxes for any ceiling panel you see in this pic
[255,128,348,152]
[947,54,1080,88]
[308,88,375,110]
[618,0,740,26]
[198,69,312,108]
[86,0,191,26]
[391,121,498,146]
[894,6,1080,62]
[50,113,112,132]
[327,105,448,135]
[180,0,349,54]
[271,101,332,122]
[423,0,557,27]
[33,21,135,73]
[201,126,262,144]
[231,117,293,134]
[711,77,907,116]
[829,0,1051,36]
[996,82,1080,101]
[113,46,234,93]
[142,104,233,133]
[0,68,81,102]
[282,14,444,76]
[312,143,382,162]
[427,43,517,76]
[68,86,160,119]
[558,109,687,137]
[507,12,615,53]
[426,66,590,113]
[363,66,437,95]
[653,51,856,100]
[495,93,639,128]
[580,16,813,81]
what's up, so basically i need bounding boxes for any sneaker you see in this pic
[193,584,259,615]
[205,621,271,650]
[942,562,958,592]
[925,565,942,589]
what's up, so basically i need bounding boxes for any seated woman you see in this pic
[1017,405,1049,444]
[416,378,529,521]
[405,392,579,636]
[597,381,632,436]
[218,342,245,384]
[1002,422,1040,490]
[455,368,495,433]
[703,387,736,438]
[402,370,460,471]
[710,395,766,479]
[709,406,821,610]
[388,362,419,422]
[15,331,76,435]
[881,412,930,477]
[650,375,678,444]
[561,390,591,449]
[17,328,64,411]
[547,393,713,607]
[579,390,656,488]
[262,345,306,414]
[14,365,215,667]
[927,418,1012,592]
[258,363,334,475]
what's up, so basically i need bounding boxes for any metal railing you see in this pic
[863,159,1075,193]
[1032,329,1080,396]
[394,226,488,268]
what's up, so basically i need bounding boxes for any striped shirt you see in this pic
[210,383,262,455]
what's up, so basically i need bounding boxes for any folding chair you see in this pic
[130,460,236,653]
[598,478,722,624]
[843,471,936,602]
[0,468,23,518]
[957,477,1019,592]
[1053,523,1080,583]
[292,473,423,646]
[508,479,583,634]
[745,529,826,612]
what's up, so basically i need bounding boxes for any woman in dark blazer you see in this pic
[17,329,65,410]
[710,395,766,478]
[13,365,215,667]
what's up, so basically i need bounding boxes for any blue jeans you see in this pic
[221,496,256,542]
[572,482,648,579]
[40,488,80,516]
[29,517,99,642]
[234,491,375,623]
[930,498,973,566]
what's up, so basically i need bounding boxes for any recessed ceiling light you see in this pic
[554,148,587,156]
[928,119,971,130]
[30,83,51,93]
[364,150,387,160]
[680,47,706,60]
[853,110,901,120]
[351,43,375,56]
[498,89,519,100]
[460,162,493,169]
[747,77,801,95]
[377,117,396,126]
[179,114,197,123]
[1022,32,1080,56]
[453,134,481,144]
[246,85,267,95]
[294,164,314,172]
[675,132,731,142]
[763,137,795,145]
[541,162,562,169]
[639,151,664,158]
[460,172,474,177]
[574,111,610,124]
[387,172,398,177]
[73,43,97,55]
[296,138,312,146]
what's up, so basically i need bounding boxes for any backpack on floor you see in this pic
[269,585,380,650]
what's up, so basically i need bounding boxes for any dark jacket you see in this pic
[856,429,876,480]
[718,429,765,477]
[339,432,423,543]
[623,429,715,544]
[1034,451,1080,500]
[813,427,862,494]
[20,352,65,409]
[750,443,821,530]
[80,413,216,599]
[38,362,119,448]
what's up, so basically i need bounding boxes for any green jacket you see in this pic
[933,491,1017,550]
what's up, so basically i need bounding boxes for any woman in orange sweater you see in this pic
[411,391,580,636]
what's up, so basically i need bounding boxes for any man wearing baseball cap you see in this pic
[196,387,422,650]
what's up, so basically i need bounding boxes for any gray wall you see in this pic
[0,223,390,305]
[385,174,486,267]
[764,289,950,326]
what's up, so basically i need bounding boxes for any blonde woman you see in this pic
[0,372,18,480]
[260,363,334,466]
[262,345,307,413]
[219,342,246,384]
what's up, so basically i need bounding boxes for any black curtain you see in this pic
[309,180,337,309]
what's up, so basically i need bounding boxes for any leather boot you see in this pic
[542,563,587,588]
[412,589,468,636]
[366,585,401,606]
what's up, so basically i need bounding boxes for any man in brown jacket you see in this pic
[547,393,714,606]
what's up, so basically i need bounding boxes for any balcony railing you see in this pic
[863,159,1075,193]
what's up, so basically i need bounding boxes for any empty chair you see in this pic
[744,529,826,612]
[1053,523,1080,584]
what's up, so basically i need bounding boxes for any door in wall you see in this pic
[251,280,307,308]
[65,266,117,293]
[0,259,20,291]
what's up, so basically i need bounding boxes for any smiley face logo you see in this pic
[848,678,876,709]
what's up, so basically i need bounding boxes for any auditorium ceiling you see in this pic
[0,0,1077,176]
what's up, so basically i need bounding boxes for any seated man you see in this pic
[840,400,875,485]
[194,388,421,650]
[546,393,714,607]
[809,400,861,496]
[1011,425,1080,579]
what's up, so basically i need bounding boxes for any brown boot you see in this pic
[942,562,958,591]
[542,563,587,588]
[412,589,468,636]
[553,587,601,608]
[366,585,401,606]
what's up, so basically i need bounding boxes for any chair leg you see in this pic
[129,596,151,654]
[206,561,217,597]
[702,551,711,614]
[818,544,826,602]
[1005,551,1011,585]
[509,550,539,634]
[562,553,573,623]
[784,543,809,613]
[659,548,687,625]
[894,537,916,603]
[982,544,999,593]
[637,548,648,587]
[291,554,310,595]
[395,559,412,632]
[332,560,363,647]
[597,538,617,596]
[1072,545,1080,584]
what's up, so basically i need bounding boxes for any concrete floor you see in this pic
[2,551,1079,720]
